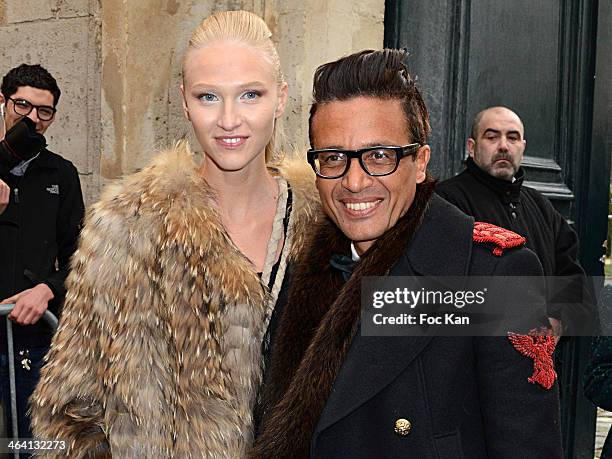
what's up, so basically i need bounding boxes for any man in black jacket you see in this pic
[253,50,563,459]
[436,106,598,336]
[0,64,84,440]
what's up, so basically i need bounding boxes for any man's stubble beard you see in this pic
[481,150,518,182]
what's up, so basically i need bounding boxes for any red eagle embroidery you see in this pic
[508,329,557,390]
[472,222,526,256]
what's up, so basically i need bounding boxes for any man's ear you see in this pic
[466,138,476,157]
[0,93,5,117]
[274,82,288,118]
[415,144,431,184]
[180,84,190,121]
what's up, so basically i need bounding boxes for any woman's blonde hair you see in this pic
[183,10,285,163]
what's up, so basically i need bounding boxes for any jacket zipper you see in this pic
[14,187,19,204]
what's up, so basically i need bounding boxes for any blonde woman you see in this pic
[30,11,315,458]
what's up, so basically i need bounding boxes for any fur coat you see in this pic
[29,142,316,458]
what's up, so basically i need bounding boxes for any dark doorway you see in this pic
[385,1,611,457]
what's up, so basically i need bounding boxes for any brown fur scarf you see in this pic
[251,179,436,458]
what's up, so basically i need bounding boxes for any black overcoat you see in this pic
[310,196,563,458]
[257,196,564,459]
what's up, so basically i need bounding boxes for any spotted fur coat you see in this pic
[29,142,316,458]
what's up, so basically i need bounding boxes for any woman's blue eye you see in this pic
[199,93,218,102]
[242,91,260,100]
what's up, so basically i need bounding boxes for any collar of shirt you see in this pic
[10,152,40,177]
[350,242,361,262]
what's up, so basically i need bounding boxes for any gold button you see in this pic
[394,418,412,436]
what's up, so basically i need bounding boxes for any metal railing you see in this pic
[0,304,58,458]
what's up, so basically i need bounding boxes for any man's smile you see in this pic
[340,199,383,216]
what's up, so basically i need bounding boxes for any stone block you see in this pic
[1,0,54,23]
[55,0,92,18]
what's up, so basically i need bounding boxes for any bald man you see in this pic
[436,106,598,336]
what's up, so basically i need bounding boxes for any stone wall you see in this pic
[0,0,101,202]
[1,0,384,203]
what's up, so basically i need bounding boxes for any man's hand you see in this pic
[0,178,9,215]
[2,283,54,325]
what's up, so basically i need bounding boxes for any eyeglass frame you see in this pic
[307,143,422,179]
[7,96,56,121]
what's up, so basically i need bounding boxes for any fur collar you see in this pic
[252,180,435,458]
[94,141,318,306]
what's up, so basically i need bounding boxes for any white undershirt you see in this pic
[350,242,361,262]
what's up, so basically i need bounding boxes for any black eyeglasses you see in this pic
[307,143,421,179]
[8,97,56,121]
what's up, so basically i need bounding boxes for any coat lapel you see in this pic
[402,194,474,278]
[314,331,433,436]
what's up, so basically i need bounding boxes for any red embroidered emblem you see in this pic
[507,328,557,390]
[472,222,525,256]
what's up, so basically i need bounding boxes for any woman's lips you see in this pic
[216,136,248,148]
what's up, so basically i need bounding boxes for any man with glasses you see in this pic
[0,64,84,443]
[253,50,563,458]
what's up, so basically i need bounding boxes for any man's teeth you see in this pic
[345,201,378,211]
[222,138,241,144]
